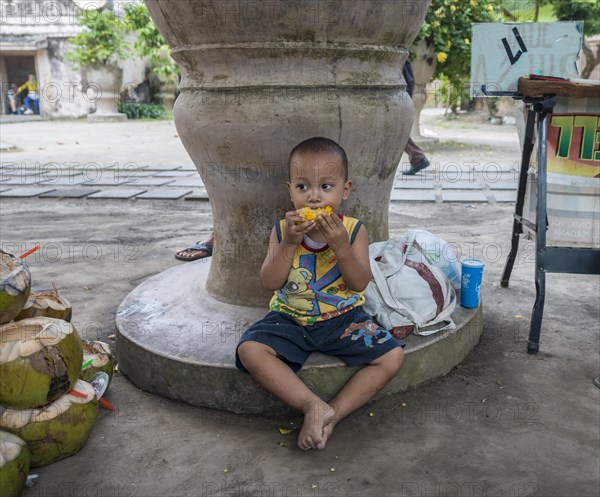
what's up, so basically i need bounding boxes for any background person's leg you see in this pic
[174,233,214,261]
[403,137,430,175]
[23,96,33,114]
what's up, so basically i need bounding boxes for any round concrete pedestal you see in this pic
[116,262,482,415]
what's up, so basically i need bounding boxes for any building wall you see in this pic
[43,37,94,117]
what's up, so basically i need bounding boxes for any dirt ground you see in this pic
[1,194,598,497]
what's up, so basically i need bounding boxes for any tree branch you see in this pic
[502,8,516,22]
[580,38,600,79]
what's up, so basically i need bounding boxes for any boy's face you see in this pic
[287,150,351,212]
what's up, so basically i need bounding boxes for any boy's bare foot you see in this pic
[321,407,338,447]
[298,401,336,450]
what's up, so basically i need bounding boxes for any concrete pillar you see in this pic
[84,64,127,121]
[409,39,438,139]
[146,0,430,307]
[0,57,7,114]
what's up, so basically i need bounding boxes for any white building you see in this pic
[0,0,145,118]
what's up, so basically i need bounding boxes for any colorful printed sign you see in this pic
[523,103,600,247]
[547,114,600,178]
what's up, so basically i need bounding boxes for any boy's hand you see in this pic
[282,210,315,246]
[317,213,350,257]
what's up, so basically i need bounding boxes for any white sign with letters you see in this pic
[470,22,583,97]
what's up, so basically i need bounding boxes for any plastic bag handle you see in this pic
[369,241,427,324]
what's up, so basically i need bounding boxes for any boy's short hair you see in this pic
[289,137,348,181]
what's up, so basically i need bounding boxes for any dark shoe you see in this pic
[174,242,213,261]
[402,157,430,175]
[594,376,600,389]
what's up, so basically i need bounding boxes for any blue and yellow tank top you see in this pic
[269,216,366,325]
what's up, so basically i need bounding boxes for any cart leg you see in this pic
[528,268,545,354]
[500,225,520,288]
[501,218,522,287]
[528,103,553,354]
[501,109,536,288]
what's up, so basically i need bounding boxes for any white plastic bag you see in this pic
[363,232,457,337]
[404,229,461,290]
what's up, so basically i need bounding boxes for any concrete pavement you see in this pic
[1,111,598,497]
[0,110,520,203]
[1,198,598,497]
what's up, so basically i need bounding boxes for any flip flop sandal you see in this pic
[174,242,213,261]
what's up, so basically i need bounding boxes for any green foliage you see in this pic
[67,3,179,78]
[66,10,128,68]
[123,1,180,77]
[502,0,599,29]
[545,0,600,78]
[414,0,500,84]
[546,0,600,36]
[438,75,462,115]
[117,103,167,120]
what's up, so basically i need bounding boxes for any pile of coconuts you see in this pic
[0,250,113,497]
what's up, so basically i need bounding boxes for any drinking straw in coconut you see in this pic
[81,359,94,369]
[98,397,114,410]
[70,388,114,410]
[19,245,40,259]
[69,389,88,399]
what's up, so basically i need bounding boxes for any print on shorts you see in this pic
[341,320,392,348]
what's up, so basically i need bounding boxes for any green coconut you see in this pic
[0,250,31,325]
[15,286,72,322]
[0,379,98,468]
[0,317,83,409]
[79,340,113,389]
[0,430,30,497]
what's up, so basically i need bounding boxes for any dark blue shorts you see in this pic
[235,306,405,373]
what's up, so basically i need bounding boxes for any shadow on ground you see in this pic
[1,196,598,497]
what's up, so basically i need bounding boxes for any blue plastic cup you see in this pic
[461,259,485,308]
